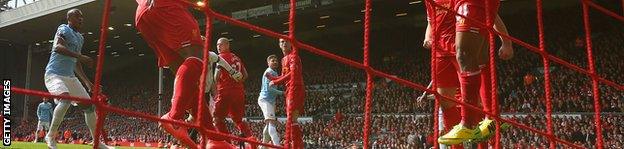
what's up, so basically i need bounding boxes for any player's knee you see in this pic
[455,50,474,67]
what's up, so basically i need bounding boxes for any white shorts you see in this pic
[44,73,91,105]
[37,121,50,131]
[258,98,276,120]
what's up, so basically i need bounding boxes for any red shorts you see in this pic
[455,1,499,36]
[286,86,305,114]
[214,89,246,120]
[135,5,202,67]
[435,56,460,88]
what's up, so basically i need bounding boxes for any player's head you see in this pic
[216,37,230,53]
[66,8,84,30]
[279,38,292,54]
[42,98,49,102]
[267,54,279,69]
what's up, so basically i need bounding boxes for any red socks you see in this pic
[460,71,482,127]
[480,65,492,115]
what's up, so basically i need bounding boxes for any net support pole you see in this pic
[362,0,373,148]
[158,67,163,117]
[92,0,113,148]
[535,0,556,148]
[24,44,32,120]
[581,1,604,148]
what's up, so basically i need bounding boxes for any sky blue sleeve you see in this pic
[56,25,69,39]
[52,25,69,51]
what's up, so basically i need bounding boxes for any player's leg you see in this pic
[161,57,204,148]
[66,76,113,149]
[287,89,305,148]
[34,121,43,142]
[43,121,50,134]
[213,95,232,142]
[259,98,280,146]
[135,6,204,143]
[439,2,488,145]
[192,94,228,146]
[456,30,486,129]
[228,90,257,149]
[435,56,464,148]
[473,40,506,147]
[266,104,281,146]
[158,28,204,149]
[258,99,271,146]
[436,56,462,129]
[43,74,72,149]
[261,124,270,149]
[231,91,253,138]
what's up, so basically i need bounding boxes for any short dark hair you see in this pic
[67,8,82,19]
[267,54,277,62]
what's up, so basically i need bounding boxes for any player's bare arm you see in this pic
[423,22,433,49]
[493,14,513,60]
[75,62,93,92]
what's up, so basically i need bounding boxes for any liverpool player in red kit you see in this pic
[135,0,241,148]
[423,0,462,148]
[213,38,256,146]
[438,0,514,146]
[270,39,305,148]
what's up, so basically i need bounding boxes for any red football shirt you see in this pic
[273,52,304,87]
[216,51,246,91]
